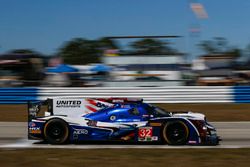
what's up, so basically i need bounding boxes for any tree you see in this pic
[198,37,241,58]
[198,40,217,54]
[129,38,178,55]
[96,37,119,50]
[58,38,101,65]
[199,37,232,54]
[244,44,250,62]
[58,38,119,65]
[7,49,40,55]
[214,37,228,52]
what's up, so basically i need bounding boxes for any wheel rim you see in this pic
[49,125,64,139]
[45,121,67,143]
[164,122,189,145]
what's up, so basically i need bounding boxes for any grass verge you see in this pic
[0,148,250,167]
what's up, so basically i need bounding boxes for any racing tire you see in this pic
[44,119,69,144]
[162,121,189,145]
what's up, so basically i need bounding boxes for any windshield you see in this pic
[128,107,140,116]
[145,104,171,117]
[153,106,171,117]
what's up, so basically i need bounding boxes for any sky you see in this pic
[1,0,250,57]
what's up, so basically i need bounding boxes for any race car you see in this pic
[28,98,220,145]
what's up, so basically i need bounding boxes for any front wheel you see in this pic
[44,119,69,144]
[162,121,189,145]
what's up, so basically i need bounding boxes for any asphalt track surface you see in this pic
[0,122,249,149]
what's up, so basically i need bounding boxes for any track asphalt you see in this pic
[0,122,249,149]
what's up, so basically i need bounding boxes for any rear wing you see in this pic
[28,100,51,122]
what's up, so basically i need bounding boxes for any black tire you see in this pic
[162,121,189,145]
[44,119,69,144]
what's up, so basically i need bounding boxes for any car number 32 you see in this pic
[138,127,152,138]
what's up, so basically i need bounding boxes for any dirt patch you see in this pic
[0,103,250,122]
[0,148,249,167]
[0,105,28,122]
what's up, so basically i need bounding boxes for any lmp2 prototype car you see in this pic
[28,98,220,145]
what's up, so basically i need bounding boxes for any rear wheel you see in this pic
[162,121,189,145]
[44,119,69,144]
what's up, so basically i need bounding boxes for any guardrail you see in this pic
[0,86,249,104]
[233,86,250,103]
[0,88,39,104]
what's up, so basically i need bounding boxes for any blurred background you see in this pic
[1,0,250,88]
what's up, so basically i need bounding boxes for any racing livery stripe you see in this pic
[86,99,97,106]
[86,105,98,112]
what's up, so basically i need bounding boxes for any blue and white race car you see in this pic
[28,98,220,145]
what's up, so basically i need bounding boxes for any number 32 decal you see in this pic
[138,127,152,138]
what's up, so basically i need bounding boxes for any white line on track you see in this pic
[1,139,250,149]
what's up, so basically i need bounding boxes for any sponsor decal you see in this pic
[85,99,113,113]
[96,102,109,108]
[110,115,116,121]
[56,100,81,108]
[152,136,158,141]
[188,140,197,144]
[29,105,40,116]
[143,136,158,141]
[121,132,135,141]
[29,122,36,127]
[112,99,124,103]
[73,129,88,135]
[138,127,153,141]
[149,122,162,127]
[29,105,39,112]
[29,127,41,134]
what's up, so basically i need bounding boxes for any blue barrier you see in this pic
[1,86,249,104]
[0,88,39,104]
[233,86,250,103]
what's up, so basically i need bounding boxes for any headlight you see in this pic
[202,126,207,130]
